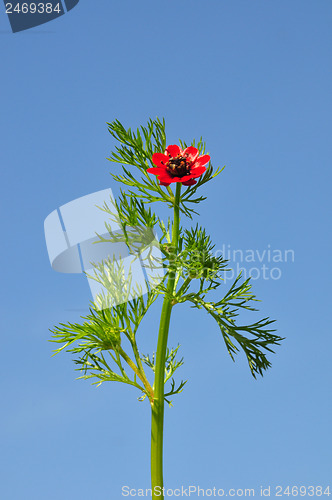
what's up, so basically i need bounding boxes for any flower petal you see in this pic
[158,177,174,184]
[158,175,176,183]
[189,166,207,177]
[159,180,170,186]
[152,153,169,167]
[147,167,167,175]
[194,154,210,167]
[159,175,186,184]
[183,146,199,162]
[165,144,181,158]
[182,178,197,186]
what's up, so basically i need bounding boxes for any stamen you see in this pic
[166,155,191,178]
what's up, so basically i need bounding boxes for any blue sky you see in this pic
[1,1,331,499]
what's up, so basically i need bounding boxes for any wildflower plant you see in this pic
[49,118,283,498]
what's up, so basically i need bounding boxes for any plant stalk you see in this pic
[118,346,154,402]
[150,183,181,499]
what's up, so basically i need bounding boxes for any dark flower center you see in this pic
[166,155,191,178]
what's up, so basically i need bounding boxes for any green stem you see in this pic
[151,183,181,499]
[131,338,154,397]
[175,276,192,300]
[118,346,154,402]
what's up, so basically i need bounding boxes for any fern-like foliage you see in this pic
[171,224,283,377]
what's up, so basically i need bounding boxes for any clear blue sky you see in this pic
[1,1,331,499]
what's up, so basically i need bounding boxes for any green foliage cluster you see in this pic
[50,118,283,406]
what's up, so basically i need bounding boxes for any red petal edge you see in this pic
[165,144,181,158]
[194,154,210,167]
[147,167,167,175]
[152,153,169,167]
[182,178,197,186]
[183,146,199,162]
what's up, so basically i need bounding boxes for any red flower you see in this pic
[147,145,210,186]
